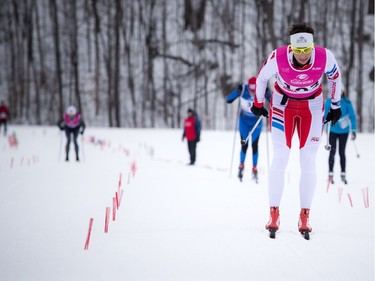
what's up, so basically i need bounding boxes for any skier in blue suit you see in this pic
[324,90,357,184]
[226,76,270,182]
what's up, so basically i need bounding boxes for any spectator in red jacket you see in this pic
[182,108,201,165]
[0,101,10,136]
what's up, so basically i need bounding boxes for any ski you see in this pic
[269,228,277,239]
[300,230,310,240]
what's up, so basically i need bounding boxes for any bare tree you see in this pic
[49,0,64,115]
[91,0,101,116]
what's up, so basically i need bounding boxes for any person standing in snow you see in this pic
[324,90,357,184]
[226,77,270,182]
[182,108,201,165]
[250,22,342,239]
[0,101,10,136]
[57,105,86,162]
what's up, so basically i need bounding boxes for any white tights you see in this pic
[268,142,319,208]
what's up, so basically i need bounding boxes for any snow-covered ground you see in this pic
[0,125,373,281]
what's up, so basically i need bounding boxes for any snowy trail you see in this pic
[0,126,373,281]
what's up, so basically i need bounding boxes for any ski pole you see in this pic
[229,100,241,177]
[58,130,63,162]
[353,138,360,158]
[324,122,331,151]
[81,134,85,162]
[244,117,263,144]
[265,118,270,172]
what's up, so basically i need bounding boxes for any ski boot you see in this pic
[298,208,312,240]
[341,172,347,184]
[252,166,258,183]
[328,171,334,184]
[266,207,280,239]
[238,163,244,182]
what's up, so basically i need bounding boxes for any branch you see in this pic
[156,53,193,67]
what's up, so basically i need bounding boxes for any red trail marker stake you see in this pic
[338,187,343,203]
[112,197,117,221]
[84,218,94,250]
[104,207,110,233]
[362,187,369,208]
[118,173,122,188]
[347,193,353,207]
[326,179,331,193]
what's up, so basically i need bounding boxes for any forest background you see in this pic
[0,0,373,131]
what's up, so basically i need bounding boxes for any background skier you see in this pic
[0,100,10,136]
[325,90,357,184]
[57,105,86,162]
[182,108,201,165]
[226,77,270,182]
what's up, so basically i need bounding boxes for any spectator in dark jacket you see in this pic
[182,108,201,165]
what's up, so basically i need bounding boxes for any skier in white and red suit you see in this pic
[250,22,342,237]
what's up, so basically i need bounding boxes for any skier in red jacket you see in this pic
[0,101,10,136]
[182,108,201,165]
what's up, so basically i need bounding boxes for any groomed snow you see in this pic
[0,126,373,281]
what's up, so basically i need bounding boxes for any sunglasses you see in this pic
[291,43,314,55]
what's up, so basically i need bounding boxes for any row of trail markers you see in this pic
[9,155,40,169]
[84,163,136,250]
[329,184,370,209]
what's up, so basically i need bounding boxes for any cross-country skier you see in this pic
[324,90,357,184]
[226,77,270,182]
[182,108,201,165]
[251,22,342,239]
[0,101,10,136]
[57,105,86,162]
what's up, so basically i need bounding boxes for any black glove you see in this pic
[351,131,356,140]
[325,107,342,126]
[195,135,200,142]
[238,84,243,91]
[251,105,268,118]
[80,130,84,135]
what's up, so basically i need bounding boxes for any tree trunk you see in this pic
[356,0,364,132]
[91,0,101,116]
[113,0,122,127]
[49,0,64,115]
[70,0,82,114]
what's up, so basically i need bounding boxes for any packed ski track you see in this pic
[0,126,373,281]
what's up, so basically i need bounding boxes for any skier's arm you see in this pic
[80,119,86,134]
[325,49,342,110]
[226,86,242,104]
[255,51,278,107]
[195,118,201,141]
[57,119,65,130]
[347,101,357,132]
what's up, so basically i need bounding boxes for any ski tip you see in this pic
[301,230,310,240]
[269,228,277,239]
